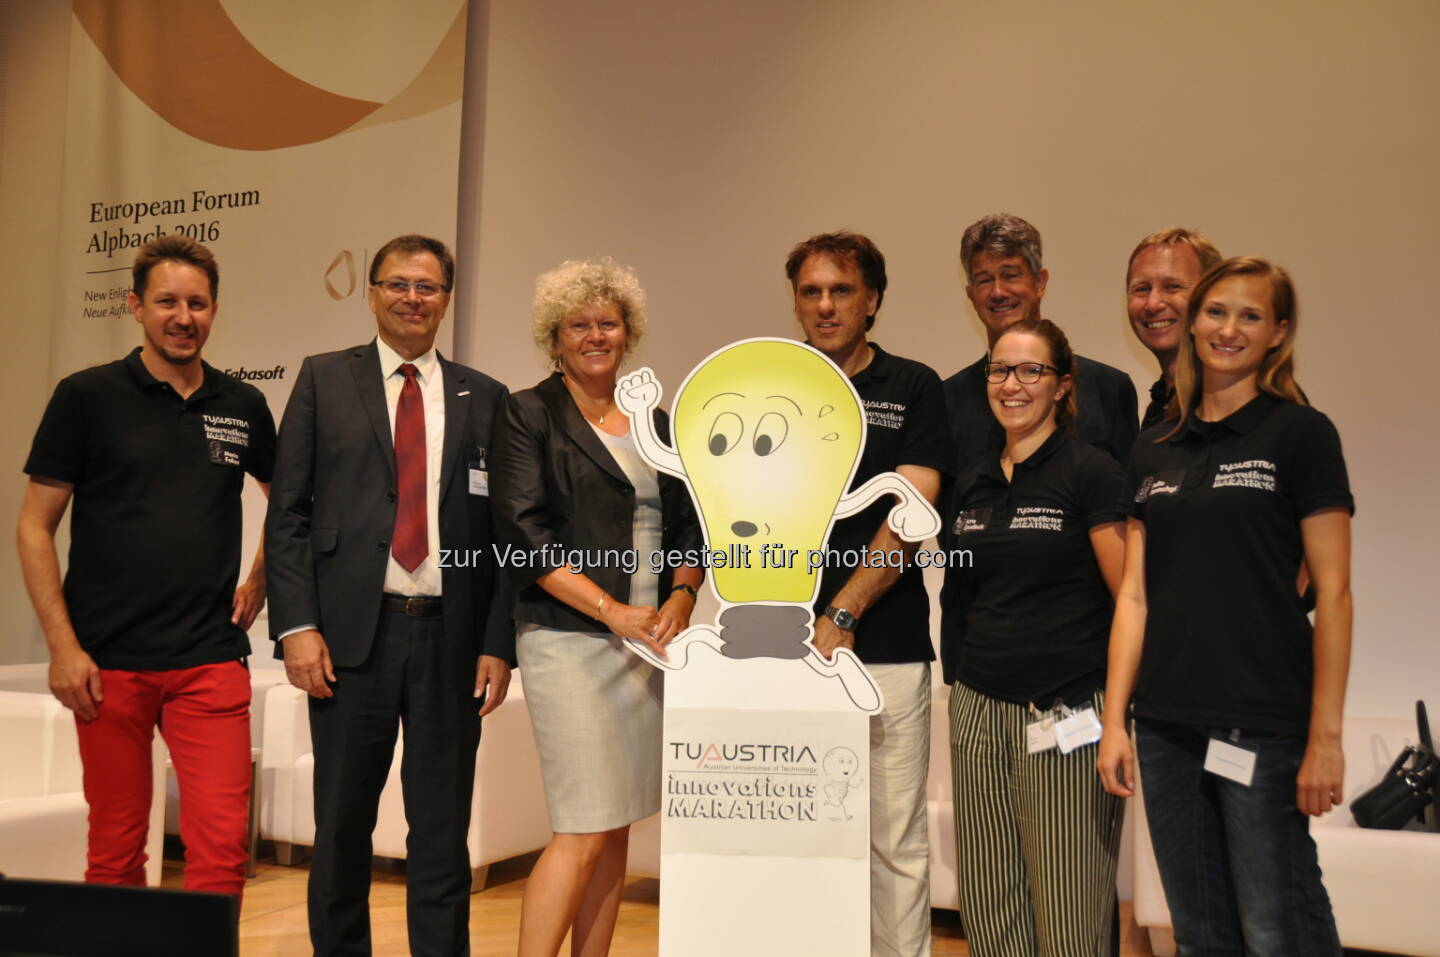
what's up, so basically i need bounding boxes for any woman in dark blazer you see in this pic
[492,258,702,957]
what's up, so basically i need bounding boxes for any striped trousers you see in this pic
[948,681,1121,957]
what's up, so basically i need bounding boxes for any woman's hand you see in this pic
[655,589,696,645]
[599,599,665,658]
[1297,734,1344,816]
[1096,724,1136,797]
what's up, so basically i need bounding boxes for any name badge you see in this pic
[1135,469,1185,503]
[1204,736,1257,786]
[952,507,991,536]
[469,468,489,496]
[1054,705,1102,754]
[1026,716,1057,755]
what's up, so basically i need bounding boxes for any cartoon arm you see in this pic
[615,368,686,479]
[834,471,941,541]
[623,623,726,670]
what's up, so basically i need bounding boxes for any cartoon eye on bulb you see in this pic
[614,338,940,712]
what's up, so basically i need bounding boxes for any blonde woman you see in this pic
[492,259,702,957]
[1097,258,1352,954]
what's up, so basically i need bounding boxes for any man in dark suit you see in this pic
[943,213,1138,475]
[265,234,512,956]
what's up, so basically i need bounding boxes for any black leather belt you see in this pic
[381,594,444,617]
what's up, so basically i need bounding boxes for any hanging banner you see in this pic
[53,0,469,410]
[50,1,470,637]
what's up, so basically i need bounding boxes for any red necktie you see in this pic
[392,363,427,572]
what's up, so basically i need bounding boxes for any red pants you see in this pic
[74,660,251,895]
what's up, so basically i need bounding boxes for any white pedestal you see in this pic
[654,641,874,957]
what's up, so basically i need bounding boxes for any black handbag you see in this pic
[1350,700,1437,830]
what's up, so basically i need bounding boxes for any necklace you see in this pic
[564,374,614,426]
[580,399,613,426]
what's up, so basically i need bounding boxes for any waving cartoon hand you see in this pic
[617,369,662,417]
[614,367,685,478]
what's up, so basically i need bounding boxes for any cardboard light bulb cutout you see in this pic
[614,338,940,956]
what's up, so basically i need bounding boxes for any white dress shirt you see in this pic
[278,338,449,641]
[376,337,445,597]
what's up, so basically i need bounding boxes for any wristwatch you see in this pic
[822,604,858,632]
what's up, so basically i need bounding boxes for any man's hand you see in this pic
[283,629,336,698]
[231,578,266,631]
[49,643,103,721]
[474,655,512,717]
[812,616,855,661]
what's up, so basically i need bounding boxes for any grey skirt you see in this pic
[516,623,663,833]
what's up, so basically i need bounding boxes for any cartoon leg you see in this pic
[622,625,726,671]
[803,647,883,713]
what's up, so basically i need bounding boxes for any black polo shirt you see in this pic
[24,348,276,670]
[1140,376,1172,434]
[1120,393,1353,735]
[939,427,1122,703]
[812,343,950,665]
[942,353,1139,477]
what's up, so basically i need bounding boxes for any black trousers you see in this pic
[307,608,481,957]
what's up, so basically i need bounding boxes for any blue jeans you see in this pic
[1134,719,1341,957]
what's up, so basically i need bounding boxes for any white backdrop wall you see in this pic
[4,0,1436,721]
[2,0,75,665]
[455,0,1439,720]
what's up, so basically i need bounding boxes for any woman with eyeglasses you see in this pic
[940,317,1126,955]
[1097,258,1352,954]
[491,258,703,957]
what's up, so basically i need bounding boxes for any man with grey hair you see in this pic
[943,213,1137,474]
[1125,227,1223,431]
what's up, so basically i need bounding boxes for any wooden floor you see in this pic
[165,847,1158,956]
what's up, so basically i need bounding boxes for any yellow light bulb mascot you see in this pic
[614,338,940,712]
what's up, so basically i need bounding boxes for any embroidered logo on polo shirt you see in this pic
[1009,506,1063,531]
[203,414,251,467]
[951,507,991,534]
[1135,469,1185,502]
[1213,459,1277,492]
[862,399,906,430]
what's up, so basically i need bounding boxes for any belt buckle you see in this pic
[404,596,426,617]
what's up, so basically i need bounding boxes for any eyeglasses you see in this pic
[984,361,1061,384]
[559,319,624,339]
[373,279,446,299]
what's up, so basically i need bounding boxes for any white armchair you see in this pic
[163,666,290,836]
[1131,716,1440,957]
[261,671,552,887]
[0,687,166,886]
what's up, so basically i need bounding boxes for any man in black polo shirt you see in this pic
[17,235,273,895]
[785,231,948,957]
[1124,227,1222,432]
[944,213,1138,474]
